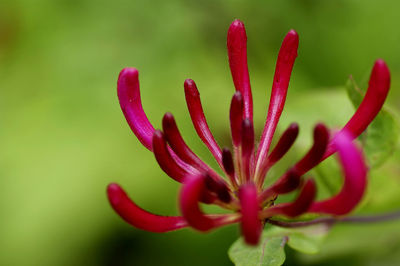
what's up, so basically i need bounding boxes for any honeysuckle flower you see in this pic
[107,20,390,245]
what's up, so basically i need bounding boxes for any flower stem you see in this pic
[266,209,400,228]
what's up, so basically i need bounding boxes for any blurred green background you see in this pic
[1,0,400,265]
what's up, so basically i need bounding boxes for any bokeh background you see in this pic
[1,0,400,265]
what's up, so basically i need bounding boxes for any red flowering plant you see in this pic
[107,19,392,249]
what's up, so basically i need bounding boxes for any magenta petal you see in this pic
[117,68,155,150]
[179,174,230,231]
[152,130,195,183]
[325,60,390,157]
[107,183,187,232]
[309,131,367,215]
[261,179,316,218]
[227,19,253,121]
[239,183,262,245]
[184,79,223,167]
[255,30,299,176]
[230,91,244,147]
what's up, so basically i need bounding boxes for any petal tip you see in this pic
[230,19,245,29]
[287,29,299,38]
[119,67,139,80]
[184,79,199,96]
[107,182,120,192]
[153,129,163,139]
[184,78,195,86]
[284,29,299,46]
[374,58,388,68]
[228,19,247,42]
[314,123,329,139]
[289,122,299,132]
[372,59,390,82]
[118,68,139,92]
[162,112,174,125]
[107,183,124,206]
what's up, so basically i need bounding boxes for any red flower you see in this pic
[107,20,390,245]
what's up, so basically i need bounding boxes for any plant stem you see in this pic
[267,209,400,228]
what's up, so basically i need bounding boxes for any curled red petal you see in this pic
[162,112,226,185]
[255,30,299,176]
[259,124,327,201]
[268,123,299,165]
[341,59,390,137]
[152,130,194,183]
[325,59,391,157]
[107,183,187,232]
[162,112,208,170]
[227,19,253,121]
[184,79,223,167]
[261,179,316,218]
[259,169,302,202]
[239,183,262,245]
[179,174,234,231]
[309,131,367,215]
[117,68,155,150]
[230,91,244,147]
[294,123,329,174]
[256,123,299,184]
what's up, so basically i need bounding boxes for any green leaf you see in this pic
[228,225,329,266]
[228,232,286,266]
[345,75,363,107]
[363,109,399,168]
[286,225,328,254]
[345,76,399,168]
